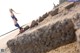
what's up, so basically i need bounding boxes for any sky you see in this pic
[0,0,59,36]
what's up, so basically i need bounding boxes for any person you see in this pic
[9,8,24,33]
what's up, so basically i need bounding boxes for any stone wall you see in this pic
[7,19,76,53]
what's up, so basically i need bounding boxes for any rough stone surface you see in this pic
[49,8,59,16]
[72,13,80,29]
[24,25,29,30]
[30,20,38,28]
[76,29,80,53]
[42,13,49,19]
[73,13,80,53]
[38,16,44,22]
[72,13,80,53]
[7,19,76,53]
[38,13,48,23]
[65,2,74,9]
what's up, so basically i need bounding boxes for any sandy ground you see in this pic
[0,22,30,49]
[0,29,19,49]
[47,42,78,53]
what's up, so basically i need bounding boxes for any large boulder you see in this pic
[7,19,76,53]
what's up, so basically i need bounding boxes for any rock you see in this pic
[38,16,44,22]
[37,13,48,23]
[72,13,80,29]
[24,25,29,30]
[75,29,80,53]
[30,20,38,28]
[72,13,80,22]
[36,19,39,23]
[65,2,74,9]
[7,19,76,53]
[49,8,58,16]
[42,13,48,19]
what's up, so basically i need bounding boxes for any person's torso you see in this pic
[11,14,18,21]
[11,15,16,19]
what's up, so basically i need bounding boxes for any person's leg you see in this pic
[13,19,24,33]
[15,23,22,30]
[15,23,24,33]
[15,22,25,33]
[13,19,22,30]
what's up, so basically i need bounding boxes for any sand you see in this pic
[0,29,19,49]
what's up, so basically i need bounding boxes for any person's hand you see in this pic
[15,13,20,14]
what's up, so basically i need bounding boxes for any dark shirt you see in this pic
[11,15,18,21]
[11,15,16,19]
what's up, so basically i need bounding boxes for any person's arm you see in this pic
[9,8,20,16]
[12,9,20,14]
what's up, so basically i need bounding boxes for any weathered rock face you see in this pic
[72,13,80,29]
[76,29,80,53]
[72,13,80,53]
[30,20,38,28]
[24,25,29,30]
[38,13,48,23]
[38,16,44,22]
[49,8,59,16]
[65,2,74,9]
[7,19,76,53]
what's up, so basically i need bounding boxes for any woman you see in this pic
[9,8,24,33]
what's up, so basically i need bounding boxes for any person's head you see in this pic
[9,8,13,12]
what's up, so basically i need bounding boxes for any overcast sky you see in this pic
[0,0,59,36]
